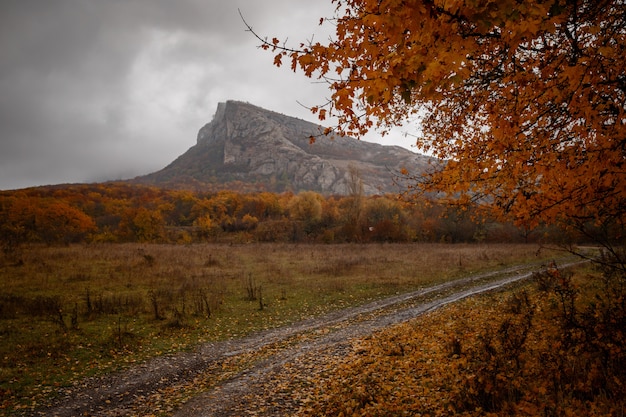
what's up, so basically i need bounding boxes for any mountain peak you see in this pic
[134,101,432,194]
[196,100,325,145]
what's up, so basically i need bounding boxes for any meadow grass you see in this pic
[0,242,556,411]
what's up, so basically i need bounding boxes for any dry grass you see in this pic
[0,242,554,412]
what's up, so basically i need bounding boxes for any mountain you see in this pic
[133,100,432,195]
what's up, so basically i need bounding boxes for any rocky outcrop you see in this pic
[135,101,433,195]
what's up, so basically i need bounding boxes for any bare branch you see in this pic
[238,9,306,55]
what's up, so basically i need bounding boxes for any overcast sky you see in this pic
[0,0,419,191]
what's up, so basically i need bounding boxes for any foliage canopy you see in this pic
[261,0,625,235]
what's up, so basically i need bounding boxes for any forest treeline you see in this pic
[0,183,570,247]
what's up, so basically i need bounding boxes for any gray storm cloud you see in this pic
[0,0,416,191]
[0,0,339,190]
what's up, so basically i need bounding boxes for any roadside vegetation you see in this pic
[0,242,553,414]
[298,257,625,416]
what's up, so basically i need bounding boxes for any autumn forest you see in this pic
[0,182,574,250]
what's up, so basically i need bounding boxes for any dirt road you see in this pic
[39,259,582,416]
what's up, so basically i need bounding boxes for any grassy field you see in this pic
[0,242,557,411]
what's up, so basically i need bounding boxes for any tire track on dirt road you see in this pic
[39,258,585,417]
[176,258,587,417]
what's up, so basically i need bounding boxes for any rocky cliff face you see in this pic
[135,101,432,194]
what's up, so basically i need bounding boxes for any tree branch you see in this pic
[238,9,306,55]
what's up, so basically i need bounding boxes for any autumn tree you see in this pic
[132,207,165,242]
[339,165,366,241]
[288,191,324,238]
[0,195,96,245]
[194,214,220,240]
[252,4,626,411]
[0,194,36,250]
[254,0,625,252]
[165,190,199,226]
[362,196,409,241]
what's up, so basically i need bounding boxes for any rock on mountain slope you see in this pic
[134,100,432,195]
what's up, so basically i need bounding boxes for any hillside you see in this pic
[133,101,433,194]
